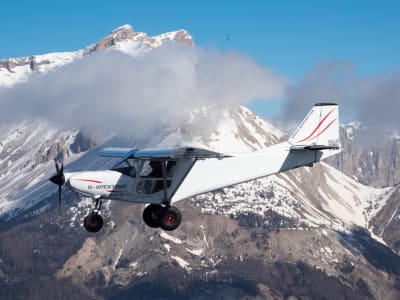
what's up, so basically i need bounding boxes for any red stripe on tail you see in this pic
[295,108,334,143]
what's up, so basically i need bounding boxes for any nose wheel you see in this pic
[143,204,182,231]
[83,198,104,233]
[84,212,103,232]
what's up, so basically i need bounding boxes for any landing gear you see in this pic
[160,206,182,231]
[84,213,103,232]
[142,204,182,231]
[83,198,104,233]
[143,204,163,228]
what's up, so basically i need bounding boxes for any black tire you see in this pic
[143,204,163,228]
[159,206,182,231]
[84,213,103,233]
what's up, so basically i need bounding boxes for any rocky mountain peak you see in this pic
[84,24,136,54]
[111,24,135,35]
[0,24,194,87]
[84,24,193,55]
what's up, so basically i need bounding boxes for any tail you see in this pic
[289,103,341,150]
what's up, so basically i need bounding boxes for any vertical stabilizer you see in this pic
[289,103,340,149]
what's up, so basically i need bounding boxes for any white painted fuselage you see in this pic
[62,103,341,206]
[64,141,340,205]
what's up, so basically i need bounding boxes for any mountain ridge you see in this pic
[0,25,399,299]
[0,24,193,87]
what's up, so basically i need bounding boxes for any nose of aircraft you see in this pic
[49,173,65,185]
[49,160,65,186]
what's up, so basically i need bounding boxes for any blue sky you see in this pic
[1,0,399,119]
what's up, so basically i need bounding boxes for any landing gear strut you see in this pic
[143,204,182,231]
[83,198,104,233]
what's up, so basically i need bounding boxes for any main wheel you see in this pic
[84,213,103,233]
[143,204,163,228]
[159,206,182,231]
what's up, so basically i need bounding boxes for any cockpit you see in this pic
[112,158,176,195]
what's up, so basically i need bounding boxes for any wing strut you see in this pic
[161,159,169,205]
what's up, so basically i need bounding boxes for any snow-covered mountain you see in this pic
[0,24,193,87]
[0,105,394,241]
[0,25,399,299]
[0,104,398,299]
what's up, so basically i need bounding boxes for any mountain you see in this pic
[328,123,400,188]
[0,25,399,299]
[0,24,193,87]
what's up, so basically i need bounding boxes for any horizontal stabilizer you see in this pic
[290,145,341,151]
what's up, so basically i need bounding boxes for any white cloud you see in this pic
[0,44,286,140]
[279,61,400,131]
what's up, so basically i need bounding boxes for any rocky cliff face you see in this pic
[328,123,400,188]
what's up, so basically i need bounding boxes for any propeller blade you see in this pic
[49,159,65,207]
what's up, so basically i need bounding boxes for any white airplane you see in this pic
[49,103,341,232]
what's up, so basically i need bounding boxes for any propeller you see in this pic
[49,160,65,206]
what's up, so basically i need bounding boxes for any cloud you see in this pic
[279,61,400,131]
[355,73,400,131]
[0,44,286,140]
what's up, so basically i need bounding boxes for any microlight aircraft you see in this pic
[49,103,341,232]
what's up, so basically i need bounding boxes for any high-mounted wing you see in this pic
[98,147,138,158]
[133,147,231,159]
[98,146,231,160]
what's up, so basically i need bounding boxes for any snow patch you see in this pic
[171,256,191,271]
[160,231,183,244]
[186,247,203,256]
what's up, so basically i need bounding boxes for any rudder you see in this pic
[289,103,340,149]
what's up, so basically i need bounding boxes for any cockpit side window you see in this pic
[136,160,177,194]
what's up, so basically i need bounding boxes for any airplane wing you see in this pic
[98,147,138,158]
[98,146,231,160]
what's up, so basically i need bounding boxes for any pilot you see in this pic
[149,161,163,192]
[149,161,162,177]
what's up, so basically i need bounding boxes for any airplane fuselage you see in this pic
[49,103,341,232]
[65,141,340,205]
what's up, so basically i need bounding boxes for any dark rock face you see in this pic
[84,25,137,55]
[369,186,400,252]
[0,56,51,73]
[327,124,400,188]
[70,131,96,153]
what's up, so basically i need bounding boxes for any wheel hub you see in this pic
[164,213,175,224]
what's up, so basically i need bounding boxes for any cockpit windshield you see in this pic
[112,158,138,178]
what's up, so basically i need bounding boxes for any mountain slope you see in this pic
[0,25,399,299]
[0,105,399,299]
[328,123,400,187]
